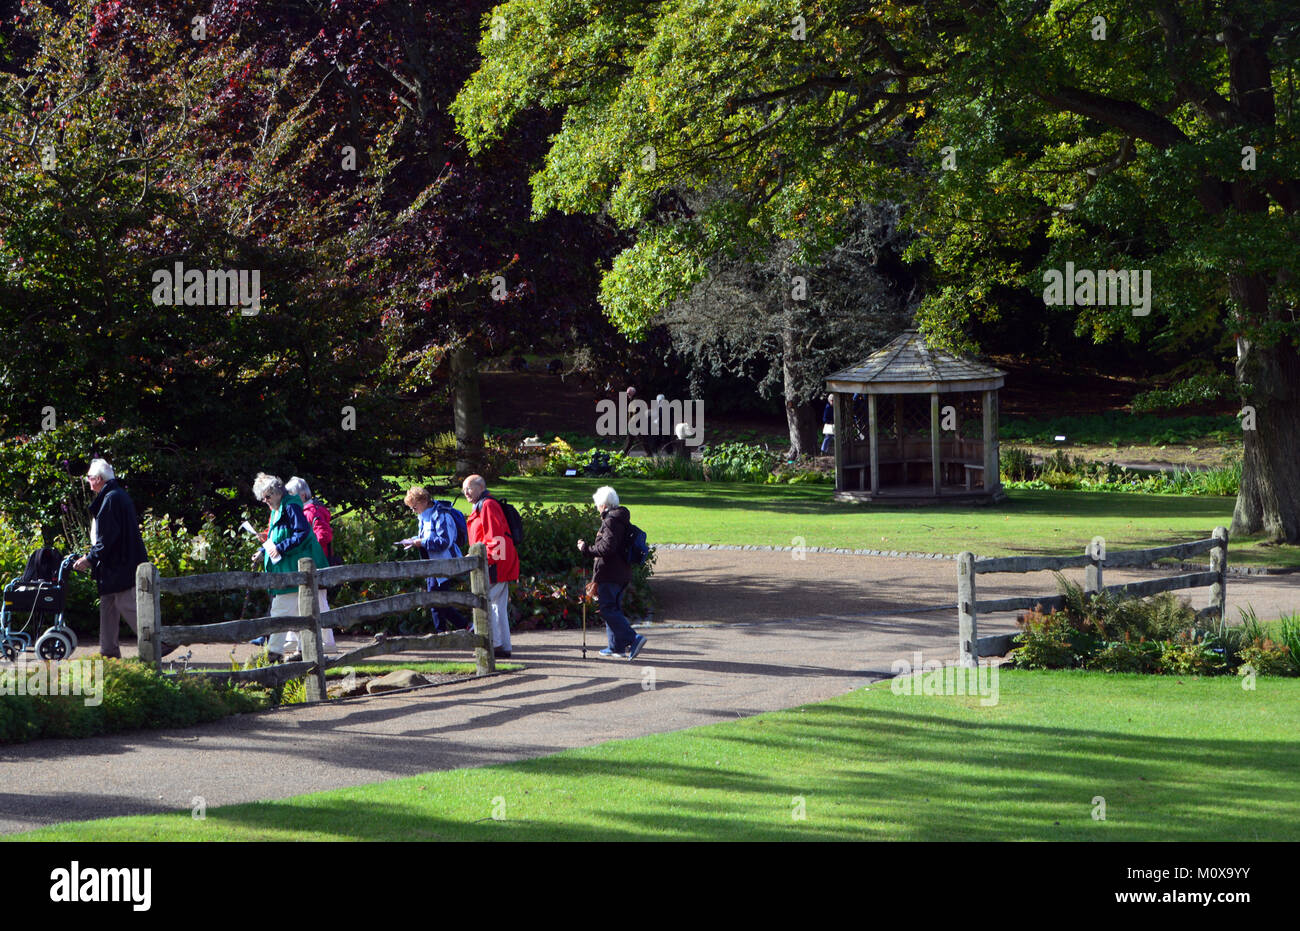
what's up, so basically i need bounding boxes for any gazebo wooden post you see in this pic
[867,394,879,494]
[893,395,904,461]
[832,391,845,492]
[982,389,999,493]
[930,391,941,495]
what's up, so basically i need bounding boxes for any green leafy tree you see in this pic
[454,0,1300,539]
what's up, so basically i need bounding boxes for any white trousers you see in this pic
[487,581,512,652]
[267,591,336,654]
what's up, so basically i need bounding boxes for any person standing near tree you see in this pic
[462,474,517,658]
[820,394,836,454]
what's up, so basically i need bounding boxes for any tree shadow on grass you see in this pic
[196,696,1300,842]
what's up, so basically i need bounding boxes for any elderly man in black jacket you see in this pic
[73,459,152,658]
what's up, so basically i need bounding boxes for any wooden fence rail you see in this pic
[135,543,495,700]
[957,527,1228,667]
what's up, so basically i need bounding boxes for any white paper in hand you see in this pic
[262,538,282,564]
[240,521,259,537]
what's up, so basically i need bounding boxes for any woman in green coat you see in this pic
[250,473,329,662]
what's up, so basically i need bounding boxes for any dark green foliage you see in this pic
[1011,608,1097,670]
[1001,414,1240,447]
[1158,640,1228,677]
[0,658,275,745]
[1130,375,1236,413]
[1088,641,1162,674]
[702,443,778,482]
[516,502,598,573]
[1013,580,1247,677]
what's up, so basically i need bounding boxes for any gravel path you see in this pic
[3,549,1296,835]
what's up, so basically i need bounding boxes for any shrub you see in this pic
[0,658,275,744]
[1275,613,1300,674]
[1087,639,1162,674]
[1054,576,1197,642]
[702,443,777,482]
[1000,447,1037,482]
[516,502,601,573]
[1158,639,1228,676]
[1237,642,1299,677]
[1011,608,1097,669]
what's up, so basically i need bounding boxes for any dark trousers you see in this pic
[597,582,636,652]
[430,578,470,631]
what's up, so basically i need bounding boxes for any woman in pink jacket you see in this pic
[285,477,336,650]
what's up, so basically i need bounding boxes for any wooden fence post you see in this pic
[957,551,977,668]
[469,542,494,675]
[135,562,162,671]
[1086,536,1105,594]
[297,557,327,701]
[1209,526,1229,628]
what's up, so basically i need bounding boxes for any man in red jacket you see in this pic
[462,474,517,658]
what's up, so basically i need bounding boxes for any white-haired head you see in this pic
[86,458,114,481]
[252,473,285,502]
[285,476,313,502]
[593,486,619,509]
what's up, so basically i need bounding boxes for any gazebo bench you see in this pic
[842,458,936,489]
[961,462,984,490]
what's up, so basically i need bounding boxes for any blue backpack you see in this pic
[435,501,469,554]
[624,523,649,565]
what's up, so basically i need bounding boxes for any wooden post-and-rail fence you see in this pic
[956,527,1229,667]
[132,543,496,700]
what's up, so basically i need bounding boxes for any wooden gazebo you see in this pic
[824,329,1006,503]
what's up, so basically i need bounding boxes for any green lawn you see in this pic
[487,477,1300,567]
[15,670,1298,841]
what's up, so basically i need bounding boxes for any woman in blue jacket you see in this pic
[402,486,467,631]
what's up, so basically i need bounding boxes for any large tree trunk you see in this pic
[780,289,814,458]
[450,342,485,478]
[1231,332,1300,542]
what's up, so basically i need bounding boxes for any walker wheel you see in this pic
[1,641,16,662]
[62,628,78,650]
[35,631,73,661]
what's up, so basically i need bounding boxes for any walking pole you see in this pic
[581,567,588,659]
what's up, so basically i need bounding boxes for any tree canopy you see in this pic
[454,0,1300,538]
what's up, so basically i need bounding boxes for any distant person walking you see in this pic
[821,394,835,453]
[619,385,638,454]
[577,485,645,659]
[72,459,160,658]
[462,474,517,658]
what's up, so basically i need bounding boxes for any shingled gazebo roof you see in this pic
[825,329,1005,395]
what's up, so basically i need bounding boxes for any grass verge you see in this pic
[14,670,1299,841]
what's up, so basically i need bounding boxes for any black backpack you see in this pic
[487,495,524,547]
